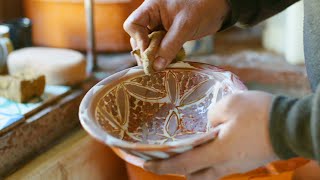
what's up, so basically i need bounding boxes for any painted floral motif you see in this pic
[96,69,233,144]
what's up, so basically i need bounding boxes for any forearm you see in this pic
[304,0,320,91]
[270,84,320,162]
[222,0,301,29]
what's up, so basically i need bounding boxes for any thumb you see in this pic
[207,103,226,129]
[153,16,193,71]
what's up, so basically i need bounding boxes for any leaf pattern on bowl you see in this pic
[95,69,234,144]
[165,110,179,136]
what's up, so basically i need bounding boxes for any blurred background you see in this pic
[0,0,305,63]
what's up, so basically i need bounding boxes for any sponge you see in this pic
[0,72,45,103]
[132,31,185,75]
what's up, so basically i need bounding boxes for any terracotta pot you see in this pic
[23,0,143,52]
[114,147,308,180]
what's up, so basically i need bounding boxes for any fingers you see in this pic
[143,140,226,175]
[187,167,226,180]
[123,3,152,51]
[130,37,142,66]
[153,15,194,71]
[143,147,210,175]
[207,100,229,128]
[293,161,320,180]
[207,93,244,128]
[124,1,195,72]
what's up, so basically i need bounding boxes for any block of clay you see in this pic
[0,73,45,103]
[7,47,87,85]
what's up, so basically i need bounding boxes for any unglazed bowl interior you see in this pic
[79,62,246,150]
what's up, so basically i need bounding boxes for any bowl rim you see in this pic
[79,61,247,151]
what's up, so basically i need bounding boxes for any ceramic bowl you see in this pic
[79,62,246,161]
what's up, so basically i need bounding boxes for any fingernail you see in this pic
[154,57,167,71]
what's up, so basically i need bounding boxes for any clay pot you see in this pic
[79,62,246,160]
[23,0,143,52]
[113,148,309,180]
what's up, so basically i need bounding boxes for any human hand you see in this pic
[143,91,279,180]
[293,160,320,180]
[124,0,230,69]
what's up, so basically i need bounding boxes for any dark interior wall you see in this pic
[0,0,23,22]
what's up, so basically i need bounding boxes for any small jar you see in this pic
[3,18,33,49]
[0,25,14,74]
